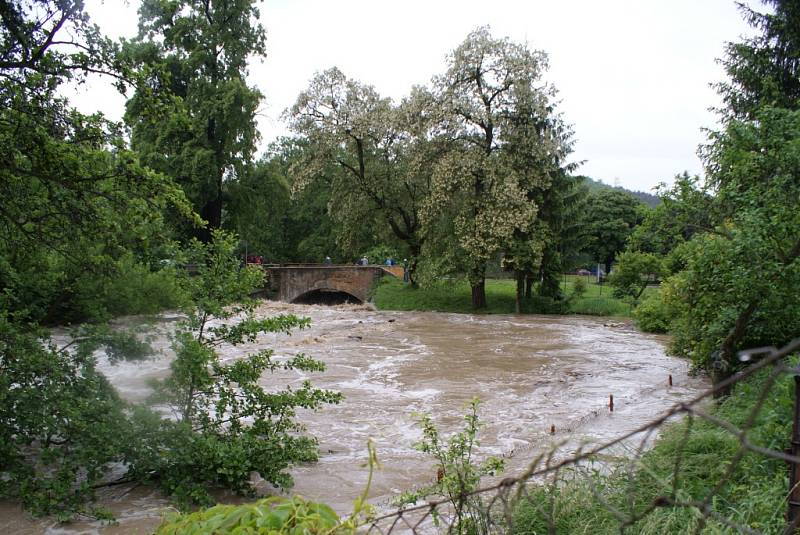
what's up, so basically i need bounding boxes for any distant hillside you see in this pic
[581,177,661,208]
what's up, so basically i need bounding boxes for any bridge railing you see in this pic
[260,264,403,278]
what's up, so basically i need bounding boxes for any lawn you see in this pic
[372,275,640,317]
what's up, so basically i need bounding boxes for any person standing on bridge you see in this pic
[359,256,369,266]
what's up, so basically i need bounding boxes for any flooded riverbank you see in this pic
[0,303,708,534]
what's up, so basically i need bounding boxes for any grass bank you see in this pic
[511,367,792,534]
[372,275,638,317]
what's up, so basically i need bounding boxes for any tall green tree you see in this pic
[287,68,429,274]
[581,189,643,274]
[668,106,800,377]
[496,66,579,305]
[653,1,800,383]
[0,0,193,322]
[424,27,571,308]
[627,172,713,258]
[0,0,194,516]
[717,0,800,119]
[228,137,369,263]
[276,138,359,262]
[124,0,266,241]
[529,173,586,300]
[226,155,293,262]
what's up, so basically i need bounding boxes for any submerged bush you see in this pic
[396,399,504,534]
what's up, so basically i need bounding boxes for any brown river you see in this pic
[1,302,708,534]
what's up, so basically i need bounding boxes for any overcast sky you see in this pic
[76,0,755,193]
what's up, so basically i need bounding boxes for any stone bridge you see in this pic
[263,265,402,304]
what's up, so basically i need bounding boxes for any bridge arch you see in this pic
[291,288,362,305]
[264,265,396,304]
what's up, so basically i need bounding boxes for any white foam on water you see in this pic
[20,305,708,533]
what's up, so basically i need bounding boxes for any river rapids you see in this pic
[0,302,708,534]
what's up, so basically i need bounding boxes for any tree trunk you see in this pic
[714,300,759,397]
[198,192,223,242]
[471,279,487,309]
[539,267,561,299]
[525,273,534,298]
[515,271,524,314]
[408,244,421,287]
[635,282,648,300]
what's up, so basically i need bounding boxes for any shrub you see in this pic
[634,290,671,333]
[155,441,379,534]
[135,231,342,507]
[571,277,587,298]
[155,496,344,534]
[396,399,504,534]
[70,254,185,322]
[608,251,662,300]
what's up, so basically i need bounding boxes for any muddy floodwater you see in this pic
[1,303,708,534]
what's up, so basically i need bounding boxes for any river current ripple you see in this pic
[1,302,708,534]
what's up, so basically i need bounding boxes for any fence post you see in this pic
[789,374,800,528]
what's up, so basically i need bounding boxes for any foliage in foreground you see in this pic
[512,366,792,534]
[155,442,379,534]
[396,399,504,534]
[155,497,344,535]
[133,231,343,507]
[0,232,342,516]
[0,318,144,519]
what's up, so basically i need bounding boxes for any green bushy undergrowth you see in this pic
[155,441,379,534]
[634,290,671,333]
[155,496,345,535]
[62,254,185,323]
[0,233,339,519]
